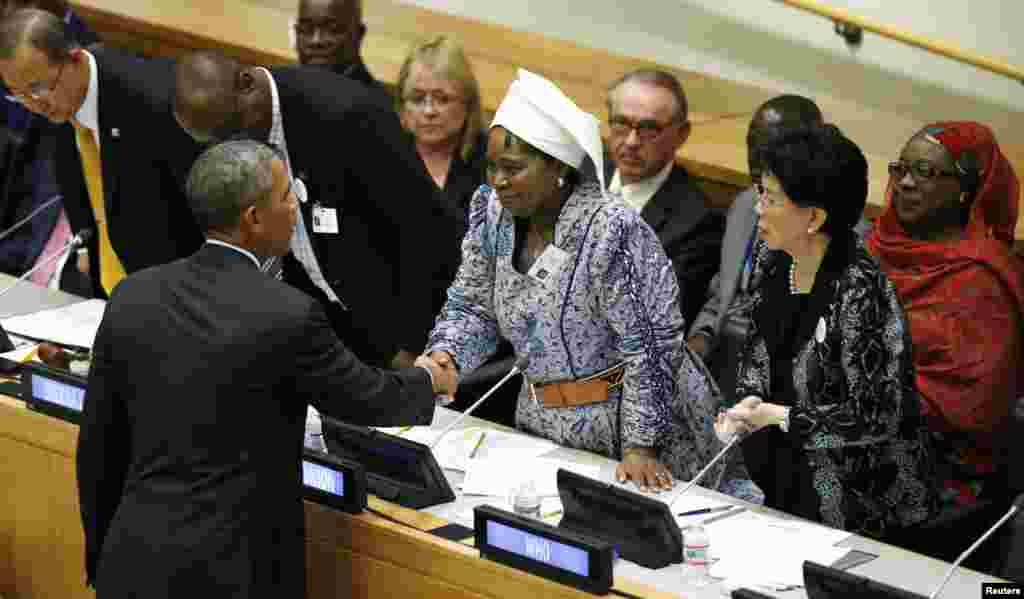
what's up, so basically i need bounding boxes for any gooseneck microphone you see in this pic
[429,355,530,449]
[670,430,748,509]
[0,228,92,299]
[928,492,1024,599]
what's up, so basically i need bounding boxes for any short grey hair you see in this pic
[186,140,279,233]
[0,8,77,63]
[607,69,688,123]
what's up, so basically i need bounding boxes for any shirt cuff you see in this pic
[416,364,434,390]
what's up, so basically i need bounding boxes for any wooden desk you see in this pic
[67,0,1023,236]
[0,396,676,599]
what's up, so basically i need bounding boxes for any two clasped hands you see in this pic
[413,351,460,404]
[714,396,791,439]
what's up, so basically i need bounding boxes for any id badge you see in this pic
[312,204,339,234]
[526,245,570,285]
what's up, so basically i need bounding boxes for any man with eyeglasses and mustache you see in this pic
[605,69,724,331]
[0,9,202,299]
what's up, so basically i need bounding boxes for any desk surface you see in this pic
[414,408,994,599]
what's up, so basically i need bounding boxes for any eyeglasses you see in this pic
[5,60,66,104]
[754,180,786,208]
[403,91,462,112]
[608,116,679,142]
[888,160,959,182]
[294,19,354,40]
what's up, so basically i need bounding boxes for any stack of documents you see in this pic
[1,299,106,348]
[705,509,852,588]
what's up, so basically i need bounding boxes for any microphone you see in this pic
[670,430,748,509]
[0,228,92,299]
[928,492,1024,599]
[429,355,529,449]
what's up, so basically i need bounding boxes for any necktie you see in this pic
[74,123,125,294]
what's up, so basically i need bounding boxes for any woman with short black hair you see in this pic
[719,124,938,537]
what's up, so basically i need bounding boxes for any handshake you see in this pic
[413,350,459,404]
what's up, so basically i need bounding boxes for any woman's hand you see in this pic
[615,446,674,493]
[725,396,787,433]
[714,409,750,443]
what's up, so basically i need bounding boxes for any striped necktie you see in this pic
[74,123,125,294]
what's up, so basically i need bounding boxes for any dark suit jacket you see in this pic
[606,160,725,328]
[271,66,459,365]
[76,243,436,598]
[54,47,203,298]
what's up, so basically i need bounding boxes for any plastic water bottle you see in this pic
[304,405,326,453]
[511,480,541,519]
[682,524,714,587]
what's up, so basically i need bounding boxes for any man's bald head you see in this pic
[173,50,247,145]
[746,94,823,178]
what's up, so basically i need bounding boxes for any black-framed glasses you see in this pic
[888,160,959,181]
[608,115,680,142]
[5,60,67,104]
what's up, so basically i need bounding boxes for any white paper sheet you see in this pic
[374,426,558,472]
[1,299,106,349]
[461,456,600,497]
[705,510,850,587]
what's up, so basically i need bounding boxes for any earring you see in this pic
[557,177,565,188]
[807,227,815,235]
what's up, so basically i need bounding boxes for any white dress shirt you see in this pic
[608,160,674,212]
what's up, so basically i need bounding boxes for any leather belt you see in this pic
[531,362,627,408]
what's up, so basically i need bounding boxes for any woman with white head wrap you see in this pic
[427,70,758,499]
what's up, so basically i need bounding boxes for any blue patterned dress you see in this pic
[428,182,758,499]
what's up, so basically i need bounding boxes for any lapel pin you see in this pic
[111,128,120,138]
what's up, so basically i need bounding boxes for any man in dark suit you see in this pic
[605,69,724,329]
[77,140,454,598]
[294,0,380,88]
[0,9,203,298]
[172,51,458,370]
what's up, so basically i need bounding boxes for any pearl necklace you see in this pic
[788,259,801,295]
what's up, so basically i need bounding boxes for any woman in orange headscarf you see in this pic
[868,121,1024,506]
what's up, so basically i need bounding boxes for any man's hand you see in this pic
[414,353,458,402]
[615,446,674,493]
[389,349,417,370]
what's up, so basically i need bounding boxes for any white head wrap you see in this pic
[491,69,606,192]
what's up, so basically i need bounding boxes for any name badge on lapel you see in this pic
[312,203,339,234]
[527,245,570,286]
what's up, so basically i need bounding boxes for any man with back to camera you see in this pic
[76,139,456,598]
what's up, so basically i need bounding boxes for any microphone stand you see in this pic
[670,432,745,507]
[0,229,91,299]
